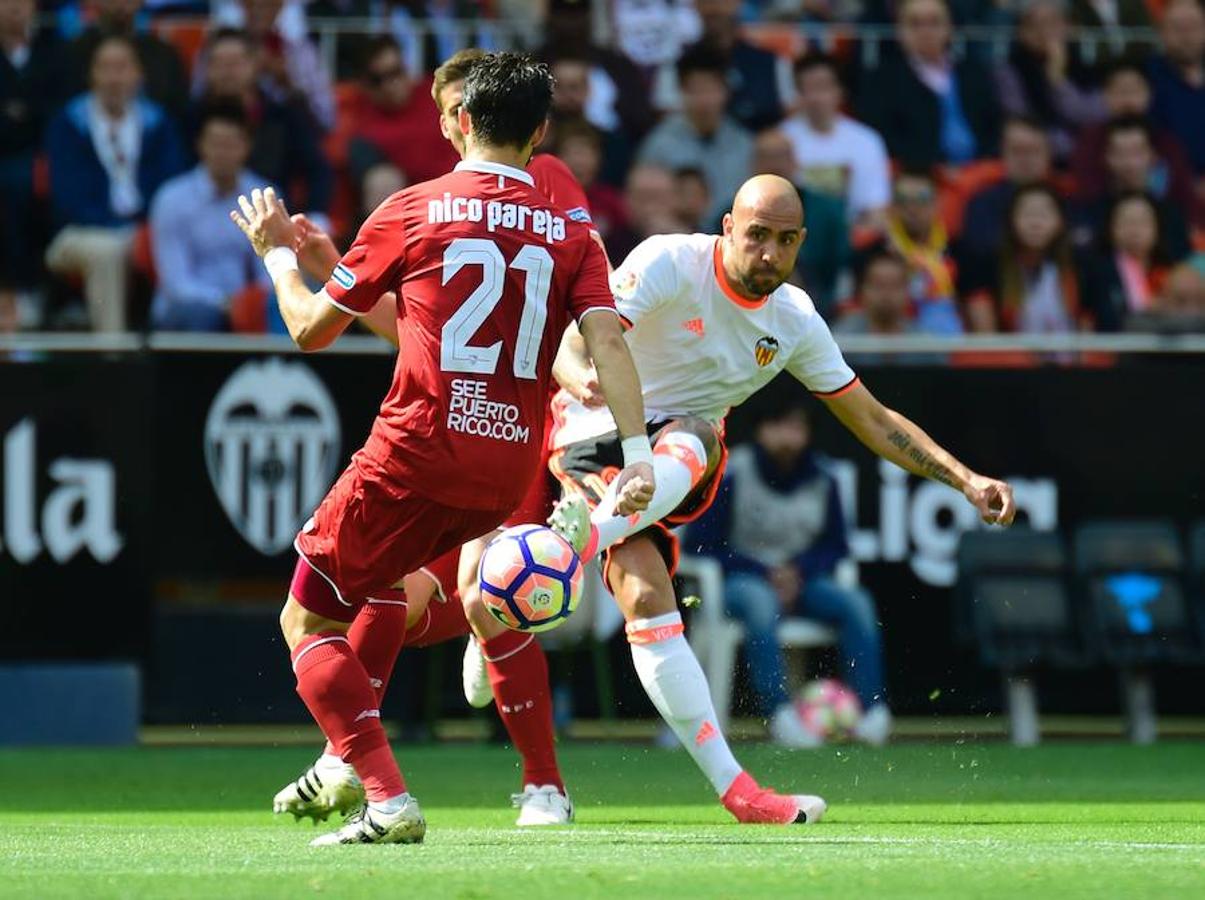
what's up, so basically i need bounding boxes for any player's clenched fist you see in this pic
[612,461,655,516]
[230,186,295,258]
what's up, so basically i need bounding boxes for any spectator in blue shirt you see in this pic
[44,33,184,331]
[690,403,891,747]
[1147,0,1205,176]
[149,100,271,332]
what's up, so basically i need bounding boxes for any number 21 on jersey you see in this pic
[440,238,553,380]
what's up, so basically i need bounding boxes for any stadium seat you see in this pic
[1190,521,1205,645]
[677,553,837,732]
[955,528,1083,745]
[1073,519,1197,743]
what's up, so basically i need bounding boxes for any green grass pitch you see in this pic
[1,742,1202,899]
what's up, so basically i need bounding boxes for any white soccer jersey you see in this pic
[552,233,858,447]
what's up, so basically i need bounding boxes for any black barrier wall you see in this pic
[2,351,1203,718]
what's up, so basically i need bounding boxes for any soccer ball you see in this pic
[478,525,584,633]
[795,679,862,741]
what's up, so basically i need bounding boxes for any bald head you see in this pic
[720,175,807,300]
[732,175,804,228]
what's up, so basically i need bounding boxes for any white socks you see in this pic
[590,431,708,557]
[628,612,742,796]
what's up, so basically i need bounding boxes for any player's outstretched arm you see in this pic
[579,311,656,514]
[230,187,353,352]
[821,381,1016,526]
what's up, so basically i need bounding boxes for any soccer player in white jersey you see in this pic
[546,174,1017,824]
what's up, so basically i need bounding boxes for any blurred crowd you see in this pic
[4,0,1205,338]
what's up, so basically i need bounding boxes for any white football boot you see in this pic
[546,493,592,556]
[310,795,426,846]
[769,705,824,749]
[273,754,364,821]
[512,784,575,826]
[462,638,494,708]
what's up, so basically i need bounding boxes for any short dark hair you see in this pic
[894,164,937,186]
[90,32,139,70]
[196,98,251,136]
[676,44,729,85]
[855,249,907,293]
[1002,114,1048,139]
[674,166,709,190]
[461,52,554,150]
[1102,57,1150,87]
[360,35,404,79]
[554,116,602,154]
[1104,114,1155,147]
[205,26,253,54]
[793,52,841,84]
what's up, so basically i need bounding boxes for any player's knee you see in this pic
[663,417,721,468]
[279,598,309,651]
[461,589,506,640]
[619,579,676,621]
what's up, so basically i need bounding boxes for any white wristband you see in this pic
[621,435,654,467]
[263,246,299,283]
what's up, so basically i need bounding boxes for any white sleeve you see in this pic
[786,310,859,397]
[854,130,892,216]
[610,237,679,328]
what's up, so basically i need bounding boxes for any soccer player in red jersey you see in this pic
[231,53,655,846]
[268,50,597,829]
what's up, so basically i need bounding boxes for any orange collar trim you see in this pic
[713,240,768,310]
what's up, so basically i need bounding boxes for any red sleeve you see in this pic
[567,236,616,322]
[323,193,407,315]
[529,154,593,225]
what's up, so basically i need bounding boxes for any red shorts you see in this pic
[291,463,507,623]
[503,407,557,529]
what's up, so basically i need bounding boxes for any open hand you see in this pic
[612,461,655,516]
[230,187,296,258]
[964,475,1016,526]
[290,213,341,281]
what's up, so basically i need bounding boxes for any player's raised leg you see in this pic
[550,418,719,560]
[459,534,573,826]
[608,538,826,825]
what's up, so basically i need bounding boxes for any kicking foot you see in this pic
[310,795,426,846]
[512,784,574,826]
[769,704,824,749]
[273,755,364,821]
[547,493,593,557]
[462,637,493,708]
[721,771,826,825]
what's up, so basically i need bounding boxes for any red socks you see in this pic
[482,630,563,791]
[323,595,409,758]
[292,632,405,802]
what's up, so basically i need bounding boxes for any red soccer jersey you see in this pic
[528,153,592,226]
[323,159,616,512]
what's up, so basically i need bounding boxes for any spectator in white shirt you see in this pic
[781,53,890,229]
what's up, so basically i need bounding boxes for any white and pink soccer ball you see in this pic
[795,679,862,741]
[478,525,584,633]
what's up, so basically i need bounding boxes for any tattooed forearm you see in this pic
[885,429,958,487]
